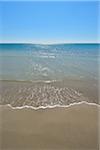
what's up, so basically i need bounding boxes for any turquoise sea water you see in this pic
[0,43,99,82]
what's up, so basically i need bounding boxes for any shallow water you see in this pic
[0,43,99,81]
[0,43,99,107]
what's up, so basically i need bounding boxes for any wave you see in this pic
[0,79,98,110]
[37,54,56,59]
[0,101,99,110]
[0,79,58,83]
[0,84,91,108]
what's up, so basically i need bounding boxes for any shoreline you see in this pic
[0,101,100,110]
[0,79,99,107]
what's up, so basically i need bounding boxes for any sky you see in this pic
[0,1,99,44]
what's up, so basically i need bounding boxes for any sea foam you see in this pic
[0,101,99,110]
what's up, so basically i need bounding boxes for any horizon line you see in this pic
[0,42,99,45]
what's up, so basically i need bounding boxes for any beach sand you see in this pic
[0,103,99,150]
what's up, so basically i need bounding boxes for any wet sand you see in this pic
[0,103,99,150]
[0,79,98,107]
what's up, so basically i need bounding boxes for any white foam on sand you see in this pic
[0,101,99,110]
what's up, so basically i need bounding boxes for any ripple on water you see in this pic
[0,84,90,107]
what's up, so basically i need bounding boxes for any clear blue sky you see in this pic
[0,1,99,43]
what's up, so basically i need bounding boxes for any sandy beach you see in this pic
[0,1,99,150]
[0,103,99,150]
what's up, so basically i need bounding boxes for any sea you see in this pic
[0,43,99,108]
[0,43,99,81]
